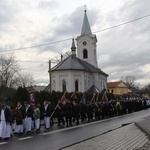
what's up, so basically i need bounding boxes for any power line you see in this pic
[0,13,150,53]
[93,13,150,34]
[0,38,72,53]
[18,60,59,64]
[34,65,48,80]
[19,60,46,63]
[22,64,45,70]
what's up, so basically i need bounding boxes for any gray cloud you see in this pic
[96,0,150,86]
[0,0,149,87]
[35,6,100,53]
[50,7,98,37]
[0,1,30,31]
[34,1,150,87]
[38,0,59,9]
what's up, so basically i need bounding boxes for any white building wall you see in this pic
[51,70,107,93]
[98,74,108,91]
[93,73,99,88]
[68,71,72,91]
[76,35,98,67]
[52,70,85,92]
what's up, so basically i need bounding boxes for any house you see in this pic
[107,81,128,95]
[26,85,47,93]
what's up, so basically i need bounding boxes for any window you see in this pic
[62,80,66,92]
[83,49,88,59]
[75,80,79,92]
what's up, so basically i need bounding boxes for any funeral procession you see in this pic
[0,1,150,150]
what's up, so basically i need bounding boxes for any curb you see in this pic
[134,122,150,150]
[135,122,150,139]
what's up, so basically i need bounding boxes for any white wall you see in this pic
[76,35,98,67]
[51,70,107,93]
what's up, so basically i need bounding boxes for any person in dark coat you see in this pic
[42,101,52,131]
[101,101,107,119]
[73,101,80,125]
[143,99,147,109]
[79,102,86,122]
[63,100,74,127]
[24,101,34,133]
[107,101,114,117]
[14,101,25,135]
[86,102,93,122]
[93,102,101,120]
[0,103,12,139]
[48,101,54,126]
[56,101,65,126]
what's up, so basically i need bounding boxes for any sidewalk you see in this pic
[135,116,150,150]
[61,116,150,150]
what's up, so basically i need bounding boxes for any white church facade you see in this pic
[50,10,108,93]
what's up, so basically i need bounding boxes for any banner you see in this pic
[29,92,36,106]
[70,91,77,101]
[81,92,86,105]
[91,93,96,103]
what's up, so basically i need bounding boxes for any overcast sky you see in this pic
[0,0,150,88]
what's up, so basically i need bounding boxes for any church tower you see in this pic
[76,9,98,67]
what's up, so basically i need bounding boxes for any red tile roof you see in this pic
[107,81,126,88]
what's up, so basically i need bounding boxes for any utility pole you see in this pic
[48,60,52,93]
[48,53,63,93]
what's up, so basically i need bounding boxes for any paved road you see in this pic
[0,109,150,150]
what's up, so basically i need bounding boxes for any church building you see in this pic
[50,10,108,93]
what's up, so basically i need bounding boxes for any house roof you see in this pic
[43,84,50,92]
[51,54,108,75]
[27,86,47,92]
[107,81,127,88]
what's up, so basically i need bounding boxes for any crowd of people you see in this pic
[0,97,149,141]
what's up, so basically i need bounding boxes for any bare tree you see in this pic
[16,73,34,87]
[0,53,34,88]
[120,75,136,89]
[0,53,20,88]
[0,53,35,102]
[142,83,150,95]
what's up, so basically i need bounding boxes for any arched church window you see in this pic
[75,80,79,92]
[83,49,88,59]
[62,80,66,92]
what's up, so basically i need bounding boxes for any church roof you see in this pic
[51,54,108,75]
[81,10,92,36]
[86,85,100,93]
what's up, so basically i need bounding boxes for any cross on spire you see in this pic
[84,5,87,12]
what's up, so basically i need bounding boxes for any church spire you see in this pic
[81,8,92,35]
[71,38,76,55]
